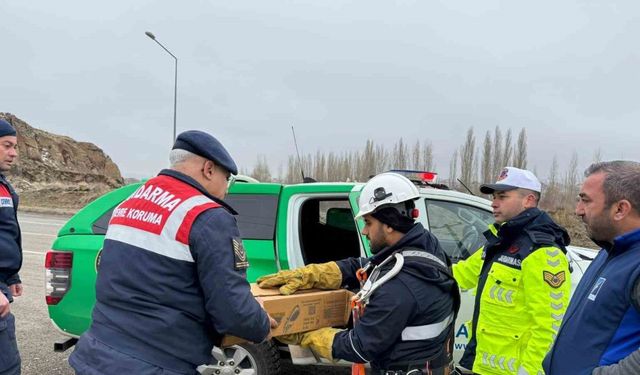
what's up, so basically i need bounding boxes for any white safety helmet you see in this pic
[355,172,420,219]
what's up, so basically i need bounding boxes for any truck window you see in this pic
[93,208,114,234]
[92,194,278,240]
[225,194,278,240]
[299,198,360,264]
[425,199,494,262]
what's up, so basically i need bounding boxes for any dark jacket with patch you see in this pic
[0,173,21,301]
[70,170,270,374]
[332,223,459,371]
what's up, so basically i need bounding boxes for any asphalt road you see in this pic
[12,211,351,375]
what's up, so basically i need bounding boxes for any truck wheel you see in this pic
[198,341,281,375]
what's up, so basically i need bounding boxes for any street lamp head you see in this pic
[145,31,156,40]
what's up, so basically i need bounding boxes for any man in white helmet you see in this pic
[258,172,460,374]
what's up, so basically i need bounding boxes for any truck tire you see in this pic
[197,341,281,375]
[239,340,282,375]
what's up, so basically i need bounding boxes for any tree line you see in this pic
[245,126,594,212]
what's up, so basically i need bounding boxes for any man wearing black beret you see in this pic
[70,130,276,374]
[0,118,22,375]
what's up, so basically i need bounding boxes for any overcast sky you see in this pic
[2,1,638,179]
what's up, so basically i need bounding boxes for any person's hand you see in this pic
[275,332,305,345]
[276,328,341,360]
[268,314,278,329]
[256,297,279,339]
[0,292,10,318]
[256,262,342,295]
[9,283,22,297]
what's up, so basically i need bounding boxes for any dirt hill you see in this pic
[0,113,124,211]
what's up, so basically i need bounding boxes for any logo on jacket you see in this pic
[497,255,522,267]
[588,277,606,301]
[507,245,519,254]
[232,238,249,270]
[0,197,12,207]
[543,270,566,288]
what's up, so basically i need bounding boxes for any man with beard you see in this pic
[453,167,571,375]
[257,172,459,375]
[543,160,640,375]
[0,118,22,375]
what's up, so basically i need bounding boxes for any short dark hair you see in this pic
[515,188,540,206]
[585,160,640,214]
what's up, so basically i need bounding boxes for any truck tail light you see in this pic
[45,251,73,305]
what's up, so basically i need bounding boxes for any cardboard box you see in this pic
[221,284,353,347]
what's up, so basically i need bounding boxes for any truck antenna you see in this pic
[457,178,475,196]
[291,126,308,182]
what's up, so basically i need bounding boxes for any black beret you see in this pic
[172,130,238,175]
[0,119,17,138]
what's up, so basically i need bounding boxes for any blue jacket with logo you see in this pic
[543,228,640,375]
[0,173,21,301]
[332,223,459,371]
[71,170,270,373]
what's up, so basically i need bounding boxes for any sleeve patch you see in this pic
[232,237,250,270]
[543,270,566,288]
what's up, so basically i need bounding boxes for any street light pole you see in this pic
[145,31,178,143]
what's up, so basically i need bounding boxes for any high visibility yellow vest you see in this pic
[453,224,571,375]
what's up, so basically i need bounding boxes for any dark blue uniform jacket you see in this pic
[333,223,458,371]
[0,173,21,301]
[74,170,270,374]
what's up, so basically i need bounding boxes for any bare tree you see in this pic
[481,130,493,183]
[502,128,513,168]
[593,148,602,164]
[285,155,301,183]
[492,126,503,179]
[313,151,326,181]
[250,155,272,182]
[358,140,376,181]
[459,127,476,187]
[449,149,459,190]
[412,140,421,170]
[422,141,434,171]
[513,128,527,169]
[392,138,409,169]
[541,155,560,209]
[562,152,579,209]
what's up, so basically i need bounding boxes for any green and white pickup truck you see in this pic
[45,171,596,374]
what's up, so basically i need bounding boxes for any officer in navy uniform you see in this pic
[70,130,276,375]
[259,173,460,375]
[0,119,22,375]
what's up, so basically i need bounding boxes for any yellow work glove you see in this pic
[274,332,305,346]
[301,327,341,360]
[256,262,342,295]
[277,328,341,360]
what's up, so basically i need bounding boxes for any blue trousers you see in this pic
[0,313,20,375]
[69,333,195,375]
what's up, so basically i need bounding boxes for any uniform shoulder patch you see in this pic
[543,270,566,288]
[527,231,557,247]
[232,237,249,270]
